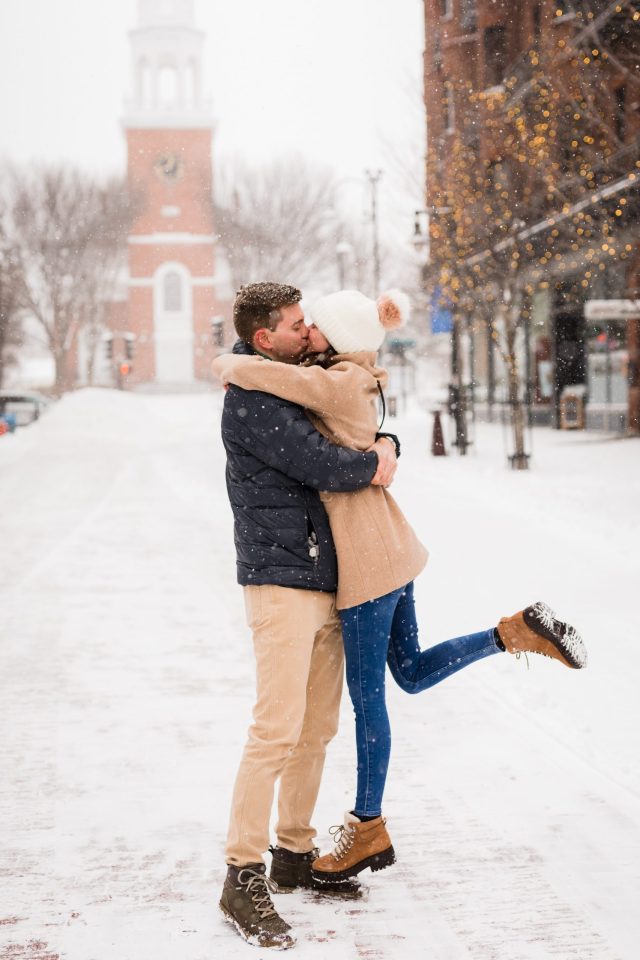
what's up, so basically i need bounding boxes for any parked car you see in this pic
[0,391,51,428]
[0,412,17,435]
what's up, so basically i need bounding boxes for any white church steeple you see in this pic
[123,0,212,128]
[138,0,195,27]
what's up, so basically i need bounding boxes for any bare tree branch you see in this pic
[214,155,345,293]
[5,165,134,393]
[0,193,25,388]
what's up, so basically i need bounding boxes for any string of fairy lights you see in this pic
[426,1,639,385]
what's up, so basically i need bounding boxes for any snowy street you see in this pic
[1,387,639,960]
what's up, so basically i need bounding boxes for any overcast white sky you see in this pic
[0,0,425,224]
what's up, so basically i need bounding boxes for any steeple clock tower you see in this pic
[122,0,224,384]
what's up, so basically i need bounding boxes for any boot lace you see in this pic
[237,868,279,920]
[329,823,355,862]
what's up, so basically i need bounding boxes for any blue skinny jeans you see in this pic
[339,581,501,818]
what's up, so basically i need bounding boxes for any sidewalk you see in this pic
[1,389,638,960]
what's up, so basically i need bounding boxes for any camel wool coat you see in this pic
[212,351,428,610]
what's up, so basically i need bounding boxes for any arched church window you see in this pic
[138,58,151,104]
[186,59,198,103]
[163,271,183,311]
[158,65,178,105]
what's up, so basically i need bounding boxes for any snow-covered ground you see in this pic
[1,387,639,960]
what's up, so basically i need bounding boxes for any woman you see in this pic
[212,288,587,883]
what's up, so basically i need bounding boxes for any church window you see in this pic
[186,59,198,104]
[158,65,178,105]
[138,58,151,104]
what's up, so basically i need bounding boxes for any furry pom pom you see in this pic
[377,289,411,330]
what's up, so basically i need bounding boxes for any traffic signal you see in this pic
[119,362,131,377]
[211,316,225,347]
[105,336,114,360]
[124,334,136,360]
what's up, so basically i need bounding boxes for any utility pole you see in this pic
[336,240,352,288]
[365,168,382,295]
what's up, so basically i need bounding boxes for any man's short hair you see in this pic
[233,282,302,344]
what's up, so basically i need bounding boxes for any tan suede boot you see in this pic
[497,601,587,669]
[311,813,396,882]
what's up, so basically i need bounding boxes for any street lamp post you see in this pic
[447,316,471,455]
[413,208,470,454]
[365,168,383,295]
[336,240,352,288]
[412,209,430,263]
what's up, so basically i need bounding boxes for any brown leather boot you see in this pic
[497,601,587,669]
[311,812,396,882]
[219,864,295,949]
[268,845,363,898]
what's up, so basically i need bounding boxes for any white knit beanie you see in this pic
[309,290,384,354]
[309,288,410,354]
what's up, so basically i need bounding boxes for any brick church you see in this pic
[105,0,231,387]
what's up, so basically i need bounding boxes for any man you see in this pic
[217,282,397,949]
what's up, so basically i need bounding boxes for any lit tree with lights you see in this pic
[426,1,640,463]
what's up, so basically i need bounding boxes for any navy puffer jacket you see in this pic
[220,348,377,592]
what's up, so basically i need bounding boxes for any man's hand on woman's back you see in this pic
[369,437,397,487]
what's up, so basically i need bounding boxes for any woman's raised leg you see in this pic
[386,582,501,694]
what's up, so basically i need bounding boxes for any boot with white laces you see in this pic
[497,601,587,669]
[311,812,396,882]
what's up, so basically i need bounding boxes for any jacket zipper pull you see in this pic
[307,531,320,560]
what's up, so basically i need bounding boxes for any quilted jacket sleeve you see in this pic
[223,387,377,492]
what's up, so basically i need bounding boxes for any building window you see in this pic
[439,0,453,20]
[559,117,576,174]
[533,2,543,41]
[484,25,508,88]
[138,58,150,104]
[211,316,225,347]
[433,28,442,70]
[186,59,198,103]
[492,159,512,192]
[465,134,480,154]
[163,271,183,311]
[443,80,455,134]
[158,64,178,105]
[615,86,626,142]
[460,0,477,32]
[586,319,628,406]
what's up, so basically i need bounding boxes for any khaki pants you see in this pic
[225,584,344,866]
